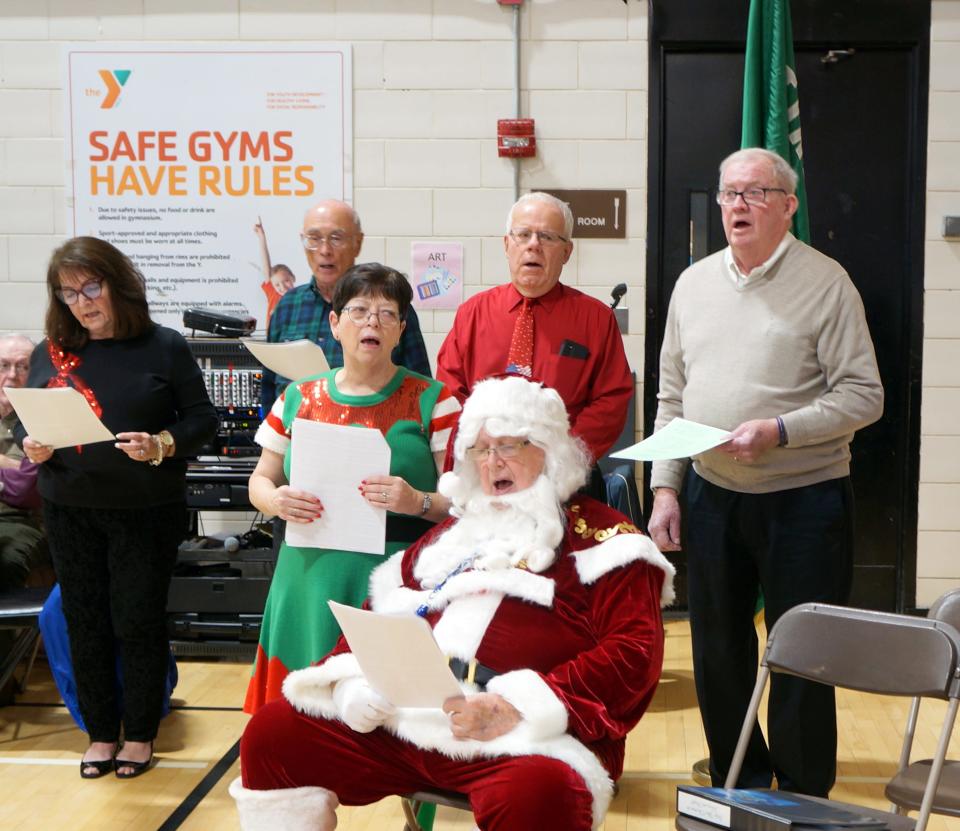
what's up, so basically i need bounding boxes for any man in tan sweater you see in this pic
[649,148,882,797]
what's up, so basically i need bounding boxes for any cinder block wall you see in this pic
[0,0,955,606]
[917,0,960,607]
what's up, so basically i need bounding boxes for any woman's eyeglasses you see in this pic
[340,305,402,327]
[55,279,104,305]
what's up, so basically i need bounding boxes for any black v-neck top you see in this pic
[17,325,217,508]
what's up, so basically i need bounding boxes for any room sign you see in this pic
[541,189,627,239]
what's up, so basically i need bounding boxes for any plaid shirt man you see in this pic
[261,279,432,410]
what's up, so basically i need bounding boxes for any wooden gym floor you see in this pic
[1,618,958,830]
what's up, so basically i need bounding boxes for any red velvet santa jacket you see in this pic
[283,496,674,828]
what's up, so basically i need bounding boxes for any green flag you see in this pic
[741,0,810,243]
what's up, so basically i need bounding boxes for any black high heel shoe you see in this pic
[114,741,154,779]
[80,745,117,779]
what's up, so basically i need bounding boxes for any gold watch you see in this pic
[149,430,175,466]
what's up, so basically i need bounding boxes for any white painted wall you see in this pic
[0,0,955,606]
[917,0,960,607]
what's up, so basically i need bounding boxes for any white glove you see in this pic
[332,676,396,733]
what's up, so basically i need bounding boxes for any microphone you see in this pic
[223,536,240,553]
[610,283,627,309]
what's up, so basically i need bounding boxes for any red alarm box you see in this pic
[497,118,536,158]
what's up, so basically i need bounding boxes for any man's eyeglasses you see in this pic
[716,187,787,206]
[0,361,29,376]
[464,440,531,462]
[340,305,402,327]
[55,279,104,305]
[508,228,569,246]
[301,232,352,251]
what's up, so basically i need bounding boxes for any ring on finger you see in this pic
[381,490,388,499]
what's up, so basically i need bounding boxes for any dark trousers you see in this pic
[0,512,49,702]
[43,500,185,743]
[0,511,48,592]
[684,471,853,797]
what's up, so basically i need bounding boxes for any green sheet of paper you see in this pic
[610,417,732,462]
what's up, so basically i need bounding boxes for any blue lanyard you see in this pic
[416,555,475,618]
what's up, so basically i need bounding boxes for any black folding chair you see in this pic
[0,586,51,699]
[676,602,960,831]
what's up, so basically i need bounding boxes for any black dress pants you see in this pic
[43,500,185,743]
[684,471,853,797]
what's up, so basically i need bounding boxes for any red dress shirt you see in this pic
[436,282,633,461]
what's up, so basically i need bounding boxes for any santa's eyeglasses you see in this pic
[464,440,532,462]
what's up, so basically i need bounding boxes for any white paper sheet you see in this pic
[3,386,116,449]
[610,417,733,461]
[240,338,330,382]
[329,601,463,708]
[285,419,390,554]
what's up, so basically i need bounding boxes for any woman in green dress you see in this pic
[244,263,459,714]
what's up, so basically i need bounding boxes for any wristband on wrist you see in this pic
[776,416,788,447]
[420,492,432,516]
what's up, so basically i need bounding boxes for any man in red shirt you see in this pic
[436,192,632,466]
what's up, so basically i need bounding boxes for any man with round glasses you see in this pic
[437,192,632,475]
[261,199,431,410]
[648,147,883,797]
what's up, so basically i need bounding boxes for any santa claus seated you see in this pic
[231,375,674,831]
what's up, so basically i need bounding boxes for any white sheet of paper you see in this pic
[610,417,733,461]
[329,601,463,708]
[240,338,329,382]
[286,419,390,554]
[3,386,116,449]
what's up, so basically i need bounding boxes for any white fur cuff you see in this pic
[282,653,362,719]
[487,669,568,741]
[229,777,338,831]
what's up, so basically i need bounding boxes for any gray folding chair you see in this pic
[676,602,960,831]
[401,789,472,831]
[886,587,960,819]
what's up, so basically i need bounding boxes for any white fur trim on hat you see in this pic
[573,533,676,607]
[453,376,570,461]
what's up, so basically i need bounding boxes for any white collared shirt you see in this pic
[723,232,795,288]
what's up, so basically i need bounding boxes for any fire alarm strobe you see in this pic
[497,118,536,158]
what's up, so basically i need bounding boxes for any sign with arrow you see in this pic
[541,189,626,239]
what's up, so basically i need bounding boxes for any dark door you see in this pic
[645,1,929,612]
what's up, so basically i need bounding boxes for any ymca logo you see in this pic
[97,69,131,108]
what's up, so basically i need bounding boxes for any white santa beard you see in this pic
[414,474,566,586]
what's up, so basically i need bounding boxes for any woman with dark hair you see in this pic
[17,236,217,779]
[243,262,460,714]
